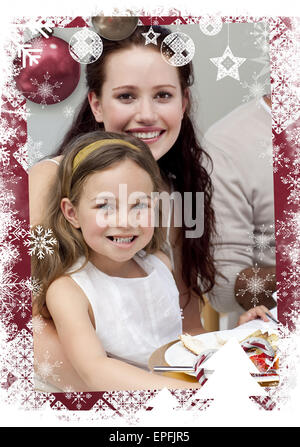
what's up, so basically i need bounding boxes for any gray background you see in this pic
[27,22,271,160]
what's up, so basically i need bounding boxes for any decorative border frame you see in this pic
[0,14,299,422]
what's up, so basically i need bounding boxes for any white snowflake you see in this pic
[28,72,62,107]
[15,42,42,68]
[250,21,270,49]
[247,224,276,261]
[32,315,46,335]
[13,136,43,172]
[276,210,300,241]
[241,72,270,103]
[35,350,62,385]
[65,392,93,410]
[63,105,75,119]
[24,225,57,259]
[259,142,290,173]
[280,265,300,292]
[25,276,43,298]
[286,125,300,147]
[280,166,300,206]
[236,263,276,306]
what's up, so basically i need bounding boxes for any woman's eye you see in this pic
[117,93,135,102]
[156,91,172,100]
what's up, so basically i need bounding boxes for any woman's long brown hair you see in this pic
[53,25,217,305]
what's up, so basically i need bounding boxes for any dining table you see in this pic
[148,306,279,386]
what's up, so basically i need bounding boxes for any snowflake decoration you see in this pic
[34,350,62,385]
[280,265,300,292]
[280,167,300,205]
[26,276,43,298]
[236,263,275,306]
[247,224,276,261]
[286,125,300,147]
[199,16,223,36]
[250,22,270,49]
[24,225,57,259]
[13,136,43,172]
[241,72,270,103]
[63,105,74,119]
[28,72,62,107]
[276,210,300,241]
[66,392,93,410]
[258,141,290,173]
[32,315,46,335]
[16,42,42,68]
[251,45,270,79]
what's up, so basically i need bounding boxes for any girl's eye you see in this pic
[134,202,149,210]
[97,203,115,211]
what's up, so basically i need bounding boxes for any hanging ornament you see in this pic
[69,28,103,64]
[210,46,246,81]
[161,32,195,67]
[210,24,246,81]
[13,33,81,106]
[199,16,223,36]
[91,16,138,41]
[142,26,161,46]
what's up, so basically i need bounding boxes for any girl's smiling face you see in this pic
[61,159,156,272]
[88,46,188,161]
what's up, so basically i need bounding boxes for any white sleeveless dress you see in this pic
[68,252,182,369]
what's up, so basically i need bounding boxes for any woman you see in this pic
[30,25,216,390]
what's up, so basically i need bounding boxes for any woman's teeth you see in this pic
[131,131,161,139]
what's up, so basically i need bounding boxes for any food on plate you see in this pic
[179,329,279,373]
[179,334,206,355]
[239,330,279,372]
[239,329,278,350]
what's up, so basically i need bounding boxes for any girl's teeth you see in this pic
[131,131,161,139]
[112,236,134,243]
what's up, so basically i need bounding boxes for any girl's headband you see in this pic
[72,139,141,174]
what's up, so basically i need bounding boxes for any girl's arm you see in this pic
[46,276,200,391]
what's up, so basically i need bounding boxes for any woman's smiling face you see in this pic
[88,46,188,161]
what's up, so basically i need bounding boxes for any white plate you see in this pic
[164,327,267,376]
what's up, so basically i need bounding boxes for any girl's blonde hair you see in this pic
[32,130,164,317]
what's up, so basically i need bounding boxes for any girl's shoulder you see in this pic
[30,155,63,172]
[46,275,90,313]
[148,250,172,272]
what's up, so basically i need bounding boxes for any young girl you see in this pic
[33,130,205,391]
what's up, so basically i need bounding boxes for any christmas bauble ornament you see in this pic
[161,32,195,67]
[91,16,138,41]
[69,29,103,64]
[199,16,223,36]
[13,35,81,106]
